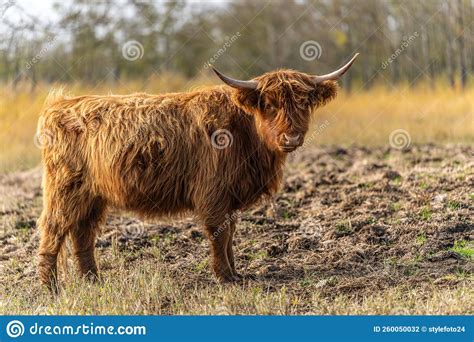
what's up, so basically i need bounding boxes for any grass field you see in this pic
[0,79,473,315]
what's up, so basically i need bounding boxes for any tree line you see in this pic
[1,0,472,91]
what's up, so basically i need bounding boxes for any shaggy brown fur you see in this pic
[37,70,337,290]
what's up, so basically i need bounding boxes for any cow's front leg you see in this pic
[226,220,241,279]
[205,223,237,282]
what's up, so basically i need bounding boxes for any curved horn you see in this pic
[210,65,258,90]
[312,53,359,84]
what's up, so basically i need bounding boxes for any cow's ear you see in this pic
[233,88,261,114]
[310,80,338,107]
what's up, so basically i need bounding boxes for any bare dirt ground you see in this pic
[1,145,473,314]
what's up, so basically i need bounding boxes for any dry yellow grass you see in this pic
[315,82,474,146]
[3,254,472,315]
[1,78,472,173]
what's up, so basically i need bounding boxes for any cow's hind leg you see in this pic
[70,198,107,281]
[38,165,99,291]
[38,212,68,293]
[38,190,82,292]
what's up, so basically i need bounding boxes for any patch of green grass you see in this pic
[162,234,175,245]
[281,210,296,220]
[469,193,474,201]
[447,200,462,210]
[391,177,402,186]
[150,235,161,244]
[419,181,429,190]
[450,240,474,260]
[194,259,208,272]
[358,182,374,189]
[366,217,376,224]
[248,250,267,261]
[335,219,353,235]
[413,254,424,263]
[386,217,402,226]
[416,233,427,246]
[390,202,402,212]
[454,269,472,280]
[419,207,432,221]
[393,176,402,183]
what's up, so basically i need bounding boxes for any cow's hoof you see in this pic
[216,273,239,283]
[241,273,256,281]
[232,272,243,281]
[83,271,101,283]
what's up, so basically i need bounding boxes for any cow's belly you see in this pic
[89,140,195,216]
[126,162,194,214]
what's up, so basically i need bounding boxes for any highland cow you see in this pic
[37,54,358,290]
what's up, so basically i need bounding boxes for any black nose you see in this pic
[282,133,302,146]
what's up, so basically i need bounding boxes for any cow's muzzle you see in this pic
[279,133,303,152]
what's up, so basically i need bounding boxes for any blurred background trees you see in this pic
[1,0,472,90]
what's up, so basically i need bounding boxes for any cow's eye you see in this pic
[265,103,277,115]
